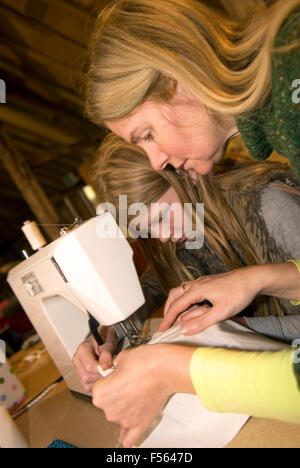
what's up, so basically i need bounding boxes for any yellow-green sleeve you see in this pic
[288,260,300,306]
[190,347,300,424]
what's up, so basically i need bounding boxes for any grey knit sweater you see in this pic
[246,183,300,342]
[135,181,300,344]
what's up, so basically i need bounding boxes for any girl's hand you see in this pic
[72,326,117,393]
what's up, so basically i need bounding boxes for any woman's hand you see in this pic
[72,326,117,393]
[92,343,196,448]
[159,267,261,335]
[159,262,300,335]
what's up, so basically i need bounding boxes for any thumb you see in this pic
[121,424,148,448]
[99,350,113,370]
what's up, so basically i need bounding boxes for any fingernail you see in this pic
[102,361,111,369]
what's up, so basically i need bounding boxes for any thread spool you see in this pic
[22,221,47,251]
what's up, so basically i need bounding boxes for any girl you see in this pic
[73,135,300,447]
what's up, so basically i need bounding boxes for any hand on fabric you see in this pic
[92,343,196,448]
[72,326,117,393]
[159,268,261,335]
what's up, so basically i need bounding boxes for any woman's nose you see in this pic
[148,149,169,171]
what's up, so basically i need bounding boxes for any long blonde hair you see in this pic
[93,133,299,316]
[85,0,300,126]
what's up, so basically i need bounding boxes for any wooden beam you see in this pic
[0,4,86,65]
[0,0,94,45]
[0,32,82,92]
[0,105,80,145]
[2,121,102,171]
[0,55,82,112]
[0,130,61,241]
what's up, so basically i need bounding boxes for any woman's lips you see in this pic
[172,235,187,243]
[184,161,191,171]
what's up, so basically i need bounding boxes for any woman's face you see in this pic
[106,86,238,175]
[137,187,196,244]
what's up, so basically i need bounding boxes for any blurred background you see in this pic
[0,0,114,352]
[0,0,267,352]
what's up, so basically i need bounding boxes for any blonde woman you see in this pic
[73,135,300,447]
[85,0,300,180]
[84,0,300,336]
[83,1,300,421]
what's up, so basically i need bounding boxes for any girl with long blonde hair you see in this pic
[93,133,299,320]
[74,134,300,445]
[80,0,300,445]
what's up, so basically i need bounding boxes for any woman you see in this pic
[84,0,300,180]
[74,135,300,447]
[84,0,300,347]
[83,0,300,446]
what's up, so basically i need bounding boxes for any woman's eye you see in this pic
[143,133,153,143]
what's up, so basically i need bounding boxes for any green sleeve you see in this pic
[190,348,300,424]
[271,9,300,182]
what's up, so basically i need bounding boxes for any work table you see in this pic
[10,342,300,448]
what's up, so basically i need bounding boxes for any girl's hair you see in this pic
[85,0,300,126]
[93,133,299,317]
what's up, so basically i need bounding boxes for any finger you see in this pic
[163,286,185,318]
[158,287,205,332]
[99,327,117,352]
[179,307,206,323]
[99,349,113,370]
[119,426,129,442]
[173,304,202,324]
[73,355,100,392]
[160,285,206,332]
[181,306,225,335]
[121,423,149,449]
[164,282,193,319]
[77,344,100,375]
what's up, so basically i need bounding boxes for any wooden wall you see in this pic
[0,0,110,257]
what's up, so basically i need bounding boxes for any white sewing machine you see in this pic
[7,214,145,397]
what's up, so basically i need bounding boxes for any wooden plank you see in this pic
[72,0,112,12]
[0,131,61,241]
[0,186,24,202]
[0,123,54,149]
[6,87,91,141]
[0,0,94,45]
[0,33,82,92]
[0,52,82,112]
[0,4,86,66]
[0,105,80,145]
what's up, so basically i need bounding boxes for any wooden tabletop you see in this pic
[10,340,300,449]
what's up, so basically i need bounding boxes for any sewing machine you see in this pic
[7,214,145,397]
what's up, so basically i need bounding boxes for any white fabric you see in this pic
[137,319,287,448]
